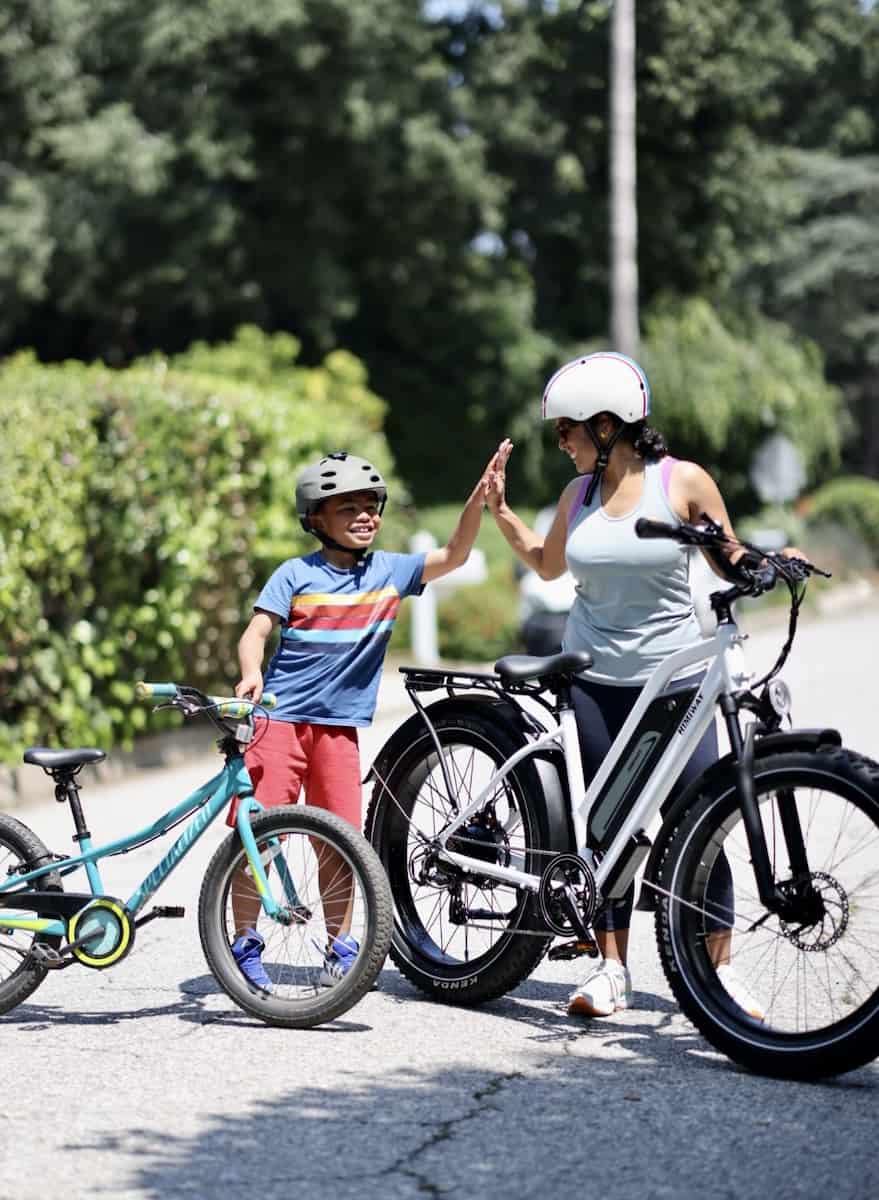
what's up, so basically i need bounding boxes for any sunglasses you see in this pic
[553,419,581,438]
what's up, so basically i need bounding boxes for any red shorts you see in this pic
[226,719,362,830]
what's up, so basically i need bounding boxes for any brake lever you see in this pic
[154,696,204,718]
[766,555,831,583]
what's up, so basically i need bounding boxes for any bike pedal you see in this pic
[29,943,67,969]
[548,937,599,961]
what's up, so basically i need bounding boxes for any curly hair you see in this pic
[587,415,669,461]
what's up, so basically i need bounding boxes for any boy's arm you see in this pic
[235,609,281,701]
[421,440,512,584]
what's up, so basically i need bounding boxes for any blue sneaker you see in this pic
[319,933,359,987]
[231,927,272,991]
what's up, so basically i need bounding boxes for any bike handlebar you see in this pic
[633,516,828,592]
[134,682,277,711]
[211,695,278,716]
[135,682,177,699]
[633,518,677,541]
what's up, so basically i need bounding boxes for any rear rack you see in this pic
[398,666,546,700]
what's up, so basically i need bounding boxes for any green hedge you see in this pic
[803,475,879,567]
[0,328,410,761]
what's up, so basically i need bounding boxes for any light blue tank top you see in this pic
[563,458,703,684]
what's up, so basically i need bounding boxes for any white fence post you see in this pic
[410,530,439,666]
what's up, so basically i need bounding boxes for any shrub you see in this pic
[435,569,521,663]
[0,329,411,761]
[802,475,879,568]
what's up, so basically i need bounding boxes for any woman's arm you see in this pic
[669,461,806,574]
[486,444,576,581]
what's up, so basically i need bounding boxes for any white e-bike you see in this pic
[367,517,879,1080]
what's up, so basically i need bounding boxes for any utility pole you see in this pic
[610,0,639,356]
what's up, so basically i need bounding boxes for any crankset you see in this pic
[538,853,597,939]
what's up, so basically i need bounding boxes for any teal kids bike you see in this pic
[0,683,392,1027]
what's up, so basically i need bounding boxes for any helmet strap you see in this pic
[308,528,369,561]
[583,422,623,506]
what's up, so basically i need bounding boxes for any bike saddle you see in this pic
[494,650,593,683]
[23,747,107,770]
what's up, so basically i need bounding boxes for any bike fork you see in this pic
[235,799,310,923]
[721,699,815,920]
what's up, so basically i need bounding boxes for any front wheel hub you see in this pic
[779,872,848,951]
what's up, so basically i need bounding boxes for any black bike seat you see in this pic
[494,651,593,683]
[23,747,107,769]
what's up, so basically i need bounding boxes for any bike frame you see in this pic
[426,618,751,900]
[0,754,285,939]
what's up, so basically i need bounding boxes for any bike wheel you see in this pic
[198,805,392,1028]
[0,814,64,1015]
[366,712,553,1005]
[655,748,879,1079]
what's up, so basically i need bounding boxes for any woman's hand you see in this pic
[482,438,513,514]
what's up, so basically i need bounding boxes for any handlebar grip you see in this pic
[634,518,679,541]
[211,693,278,716]
[135,682,177,699]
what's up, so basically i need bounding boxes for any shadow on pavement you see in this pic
[106,1051,878,1200]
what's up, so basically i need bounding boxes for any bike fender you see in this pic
[365,695,535,783]
[637,726,842,909]
[365,695,576,854]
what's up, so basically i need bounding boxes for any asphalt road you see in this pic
[2,605,878,1200]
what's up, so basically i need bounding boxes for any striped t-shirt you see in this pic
[254,550,426,726]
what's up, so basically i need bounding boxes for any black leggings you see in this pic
[572,676,733,933]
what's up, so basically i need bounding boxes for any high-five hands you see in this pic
[482,438,513,514]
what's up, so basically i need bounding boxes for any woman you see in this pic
[485,351,770,1020]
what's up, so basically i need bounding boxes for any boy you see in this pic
[229,443,511,989]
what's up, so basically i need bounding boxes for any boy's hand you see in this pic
[482,438,513,514]
[235,672,264,703]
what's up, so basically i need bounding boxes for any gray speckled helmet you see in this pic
[295,451,388,534]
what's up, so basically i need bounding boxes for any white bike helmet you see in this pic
[541,351,651,424]
[542,352,651,507]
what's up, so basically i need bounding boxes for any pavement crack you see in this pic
[381,1070,525,1195]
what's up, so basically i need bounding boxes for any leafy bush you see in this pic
[802,475,879,567]
[0,329,410,761]
[435,569,521,663]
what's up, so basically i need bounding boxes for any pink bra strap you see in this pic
[567,474,593,527]
[660,456,678,497]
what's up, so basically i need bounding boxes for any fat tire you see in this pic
[199,805,392,1028]
[655,748,879,1079]
[0,814,64,1015]
[366,712,553,1005]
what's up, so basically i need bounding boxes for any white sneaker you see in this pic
[567,959,633,1018]
[716,964,765,1022]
